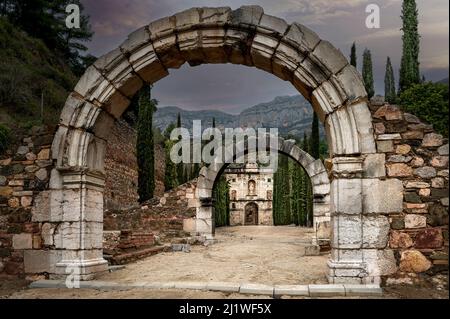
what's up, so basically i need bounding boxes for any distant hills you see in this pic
[154,95,324,139]
[437,77,449,85]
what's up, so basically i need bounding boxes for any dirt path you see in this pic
[96,225,329,285]
[2,226,448,299]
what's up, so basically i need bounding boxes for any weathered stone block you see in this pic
[399,250,432,273]
[363,154,385,177]
[330,179,361,214]
[362,216,390,248]
[422,133,443,147]
[438,144,449,156]
[332,215,362,249]
[309,284,345,297]
[414,228,443,249]
[389,231,413,248]
[414,166,437,179]
[24,250,60,274]
[405,214,426,229]
[12,233,32,249]
[240,283,273,295]
[362,179,403,213]
[363,249,397,276]
[377,140,394,153]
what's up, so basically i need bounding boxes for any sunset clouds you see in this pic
[81,0,449,111]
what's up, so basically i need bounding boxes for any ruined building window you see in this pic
[267,190,272,200]
[232,203,236,209]
[231,190,237,200]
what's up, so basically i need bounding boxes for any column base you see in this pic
[327,259,368,284]
[54,258,109,281]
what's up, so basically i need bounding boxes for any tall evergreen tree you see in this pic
[384,57,396,103]
[164,139,179,190]
[136,85,157,203]
[362,48,375,98]
[350,42,357,68]
[399,0,420,93]
[213,175,230,227]
[175,112,185,184]
[310,112,320,159]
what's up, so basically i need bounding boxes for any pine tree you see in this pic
[350,42,357,68]
[136,85,157,203]
[362,48,375,99]
[384,57,396,103]
[310,112,320,159]
[399,0,420,93]
[3,0,93,73]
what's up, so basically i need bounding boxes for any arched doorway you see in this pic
[244,202,258,225]
[38,5,401,284]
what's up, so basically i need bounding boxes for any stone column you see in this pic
[52,170,108,280]
[327,157,368,284]
[195,198,215,241]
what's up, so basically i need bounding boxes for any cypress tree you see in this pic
[310,112,320,159]
[362,48,375,99]
[214,175,230,227]
[164,139,179,190]
[136,85,157,203]
[176,113,185,184]
[384,57,396,103]
[350,42,357,68]
[399,0,420,93]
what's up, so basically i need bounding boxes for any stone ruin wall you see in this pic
[0,102,448,285]
[0,120,166,277]
[368,99,448,286]
[104,118,165,211]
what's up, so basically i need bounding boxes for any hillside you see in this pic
[154,95,324,139]
[0,18,77,129]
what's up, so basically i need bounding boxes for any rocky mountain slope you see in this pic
[154,95,324,139]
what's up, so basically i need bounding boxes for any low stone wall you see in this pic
[104,181,198,240]
[0,126,55,277]
[369,100,448,285]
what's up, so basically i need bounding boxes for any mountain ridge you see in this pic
[154,95,323,139]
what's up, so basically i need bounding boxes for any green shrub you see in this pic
[0,124,11,155]
[399,82,449,136]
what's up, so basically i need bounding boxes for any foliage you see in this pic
[399,82,449,136]
[164,139,179,190]
[0,17,77,126]
[399,0,420,93]
[384,57,397,103]
[0,123,10,155]
[350,42,357,68]
[136,86,157,203]
[273,152,313,227]
[0,0,93,74]
[310,112,320,159]
[362,48,375,98]
[213,175,230,227]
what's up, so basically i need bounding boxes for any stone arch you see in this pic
[195,135,331,245]
[43,5,388,283]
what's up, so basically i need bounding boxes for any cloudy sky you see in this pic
[81,0,449,113]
